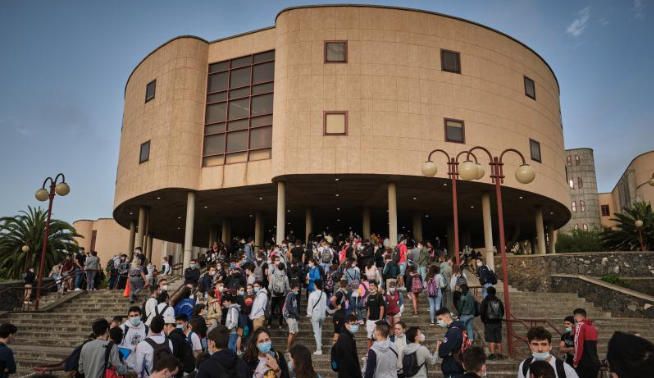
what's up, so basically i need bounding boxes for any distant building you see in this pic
[561,148,601,232]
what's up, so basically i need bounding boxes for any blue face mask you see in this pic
[257,341,272,354]
[129,316,141,327]
[532,351,551,361]
[349,324,359,334]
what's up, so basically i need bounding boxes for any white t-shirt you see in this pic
[145,302,174,326]
[186,330,202,352]
[517,357,579,378]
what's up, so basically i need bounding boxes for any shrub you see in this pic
[556,229,603,252]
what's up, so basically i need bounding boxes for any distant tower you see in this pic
[561,148,601,232]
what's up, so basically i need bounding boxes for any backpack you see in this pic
[346,269,360,292]
[401,351,424,378]
[63,340,91,375]
[155,304,169,317]
[391,246,401,263]
[144,337,173,375]
[385,292,400,315]
[486,299,502,320]
[521,356,567,378]
[103,341,123,378]
[455,274,467,288]
[253,260,265,282]
[202,356,239,378]
[321,248,332,264]
[487,269,498,285]
[411,275,423,294]
[453,326,473,364]
[385,262,399,278]
[175,298,195,320]
[170,331,196,373]
[427,277,439,297]
[271,272,286,296]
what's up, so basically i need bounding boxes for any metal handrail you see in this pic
[504,313,564,357]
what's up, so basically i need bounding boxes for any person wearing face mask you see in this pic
[518,327,578,378]
[144,280,168,326]
[120,306,150,367]
[434,307,464,377]
[134,316,174,378]
[243,328,289,378]
[306,259,322,295]
[559,316,575,366]
[364,321,399,378]
[475,259,496,299]
[222,294,241,353]
[330,315,362,378]
[147,290,175,327]
[199,266,217,299]
[175,314,203,358]
[195,324,248,378]
[283,281,301,351]
[206,289,223,329]
[307,279,327,355]
[384,280,404,329]
[162,316,195,377]
[79,319,130,378]
[391,321,407,357]
[289,344,319,378]
[365,281,385,350]
[250,281,269,333]
[572,308,600,378]
[461,346,487,378]
[184,260,201,287]
[399,327,439,378]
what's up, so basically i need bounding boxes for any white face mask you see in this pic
[436,319,448,328]
[417,333,426,343]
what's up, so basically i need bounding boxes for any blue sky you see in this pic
[0,0,652,223]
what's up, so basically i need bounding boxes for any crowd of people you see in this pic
[2,232,653,378]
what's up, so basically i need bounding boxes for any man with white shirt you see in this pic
[120,306,149,368]
[249,281,268,332]
[307,279,327,355]
[134,315,173,378]
[517,327,578,378]
[145,287,174,327]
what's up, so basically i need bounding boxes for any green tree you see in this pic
[0,206,80,280]
[601,201,654,251]
[556,228,603,252]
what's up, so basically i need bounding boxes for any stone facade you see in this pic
[561,148,601,233]
[551,274,654,318]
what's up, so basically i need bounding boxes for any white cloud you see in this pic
[566,6,591,37]
[633,0,645,19]
[598,17,609,26]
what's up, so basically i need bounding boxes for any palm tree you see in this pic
[601,201,654,251]
[0,206,80,280]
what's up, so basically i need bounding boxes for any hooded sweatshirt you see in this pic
[574,319,600,369]
[364,339,399,378]
[438,320,465,376]
[399,343,438,378]
[225,303,241,333]
[196,349,248,378]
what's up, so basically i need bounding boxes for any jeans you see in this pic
[228,332,238,352]
[129,277,144,302]
[482,283,493,298]
[428,295,442,323]
[75,270,84,289]
[268,296,284,327]
[320,263,331,275]
[86,270,96,290]
[311,317,324,351]
[418,266,428,282]
[460,314,475,341]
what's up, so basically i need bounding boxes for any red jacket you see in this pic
[574,319,598,366]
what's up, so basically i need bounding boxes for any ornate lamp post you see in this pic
[34,173,70,310]
[422,149,484,265]
[460,147,535,356]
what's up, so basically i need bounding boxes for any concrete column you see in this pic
[255,212,264,249]
[304,208,312,243]
[135,206,146,253]
[535,207,546,255]
[221,220,231,246]
[276,181,286,244]
[481,192,495,270]
[175,243,183,269]
[550,229,558,254]
[388,182,398,246]
[362,207,371,239]
[146,235,153,261]
[183,192,196,270]
[143,210,150,259]
[412,213,423,242]
[128,221,136,260]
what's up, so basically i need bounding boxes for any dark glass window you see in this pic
[524,76,536,100]
[145,80,156,102]
[325,41,347,63]
[203,50,275,166]
[601,205,610,216]
[580,200,586,212]
[441,50,461,74]
[139,141,150,163]
[578,177,583,189]
[444,118,465,143]
[530,139,542,162]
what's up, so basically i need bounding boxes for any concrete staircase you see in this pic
[3,279,653,377]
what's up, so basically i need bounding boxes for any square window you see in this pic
[139,141,150,163]
[601,205,610,216]
[230,67,250,89]
[226,131,249,152]
[530,139,541,162]
[324,112,347,135]
[203,134,225,156]
[228,98,250,120]
[444,118,465,143]
[145,80,156,102]
[208,72,228,93]
[524,76,536,100]
[250,126,272,149]
[324,41,347,63]
[441,50,461,74]
[206,102,227,124]
[251,94,273,116]
[253,62,274,83]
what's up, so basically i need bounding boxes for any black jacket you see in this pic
[184,268,201,286]
[480,295,504,324]
[196,349,248,378]
[331,330,362,378]
[168,329,195,375]
[438,321,465,375]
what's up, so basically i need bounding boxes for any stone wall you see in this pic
[498,252,654,292]
[620,278,654,296]
[551,274,654,318]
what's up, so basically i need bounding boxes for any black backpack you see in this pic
[201,356,239,378]
[487,269,498,285]
[144,337,174,375]
[170,330,196,373]
[63,339,91,377]
[521,357,566,378]
[486,299,503,320]
[401,351,424,377]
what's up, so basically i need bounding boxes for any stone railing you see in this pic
[497,251,654,292]
[551,274,654,318]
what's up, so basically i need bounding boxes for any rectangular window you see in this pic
[145,80,156,102]
[324,112,347,135]
[571,201,577,212]
[578,177,583,189]
[580,200,586,212]
[582,224,588,231]
[524,76,536,100]
[444,118,465,143]
[566,156,572,166]
[601,205,610,216]
[441,49,461,74]
[529,139,542,162]
[569,179,575,189]
[203,50,275,166]
[324,41,347,63]
[575,155,581,165]
[139,141,150,164]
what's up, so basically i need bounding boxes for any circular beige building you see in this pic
[113,4,571,267]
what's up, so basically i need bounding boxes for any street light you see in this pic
[634,219,645,251]
[34,173,70,310]
[462,146,535,357]
[422,149,481,265]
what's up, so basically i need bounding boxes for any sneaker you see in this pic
[429,322,435,326]
[74,288,82,291]
[313,350,323,355]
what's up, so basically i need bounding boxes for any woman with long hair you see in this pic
[243,327,290,378]
[425,265,443,325]
[289,343,319,378]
